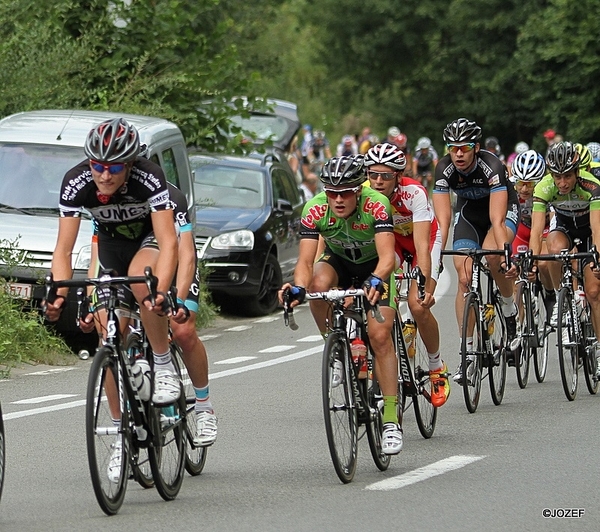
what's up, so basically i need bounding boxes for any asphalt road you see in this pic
[0,266,598,531]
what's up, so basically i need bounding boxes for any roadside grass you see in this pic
[0,280,73,377]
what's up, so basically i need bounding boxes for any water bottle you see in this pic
[350,338,368,379]
[402,319,416,358]
[484,304,495,335]
[131,359,151,401]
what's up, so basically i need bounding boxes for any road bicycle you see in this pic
[530,248,600,401]
[441,248,510,413]
[394,266,438,438]
[283,287,390,484]
[44,268,188,515]
[511,251,552,388]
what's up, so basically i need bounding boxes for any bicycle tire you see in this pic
[322,332,358,483]
[364,362,391,471]
[411,325,437,438]
[581,316,599,395]
[515,283,531,389]
[86,346,128,515]
[488,296,507,405]
[557,288,578,401]
[461,293,482,413]
[148,372,187,501]
[0,402,5,503]
[124,333,154,489]
[534,283,550,383]
[171,344,208,476]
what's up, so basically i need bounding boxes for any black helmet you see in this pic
[364,143,407,171]
[320,155,365,187]
[546,141,579,174]
[84,118,141,163]
[443,118,482,144]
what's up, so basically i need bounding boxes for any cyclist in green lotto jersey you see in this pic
[530,141,600,372]
[279,155,403,455]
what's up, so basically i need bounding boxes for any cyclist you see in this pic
[432,118,520,383]
[586,141,600,164]
[411,137,439,191]
[279,155,403,454]
[506,141,530,176]
[365,143,449,407]
[84,181,218,449]
[529,142,600,364]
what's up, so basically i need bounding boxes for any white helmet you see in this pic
[416,137,432,150]
[515,141,529,154]
[512,150,545,182]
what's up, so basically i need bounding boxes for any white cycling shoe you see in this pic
[152,369,181,405]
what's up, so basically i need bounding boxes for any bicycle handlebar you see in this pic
[395,266,426,300]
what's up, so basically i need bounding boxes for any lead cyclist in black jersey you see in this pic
[529,141,600,374]
[432,118,520,382]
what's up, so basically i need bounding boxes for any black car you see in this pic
[189,151,305,316]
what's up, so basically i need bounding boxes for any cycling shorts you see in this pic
[395,227,442,282]
[317,247,397,310]
[550,219,595,269]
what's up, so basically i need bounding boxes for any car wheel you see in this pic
[242,254,282,316]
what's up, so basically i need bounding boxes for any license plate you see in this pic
[6,282,32,299]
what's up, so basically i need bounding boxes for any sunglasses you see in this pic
[90,161,127,174]
[446,143,476,153]
[323,186,360,199]
[367,170,398,181]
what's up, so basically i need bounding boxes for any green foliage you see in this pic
[195,261,219,328]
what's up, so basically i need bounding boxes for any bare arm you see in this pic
[413,220,434,292]
[150,209,179,293]
[432,192,452,250]
[175,231,196,301]
[489,189,509,248]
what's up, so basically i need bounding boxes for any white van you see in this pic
[0,109,194,352]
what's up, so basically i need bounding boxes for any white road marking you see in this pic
[225,325,253,332]
[214,356,257,365]
[4,346,322,419]
[24,367,77,376]
[253,316,280,323]
[12,394,77,405]
[365,455,485,491]
[297,335,323,343]
[259,345,294,353]
[199,334,220,340]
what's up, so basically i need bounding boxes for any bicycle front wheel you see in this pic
[148,355,186,501]
[412,328,437,438]
[364,367,390,471]
[534,283,550,383]
[488,296,507,405]
[515,283,532,389]
[557,288,578,401]
[581,317,599,395]
[171,344,208,476]
[461,293,482,413]
[322,332,358,483]
[86,346,129,515]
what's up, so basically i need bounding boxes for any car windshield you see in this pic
[193,163,265,209]
[229,115,291,144]
[0,143,84,210]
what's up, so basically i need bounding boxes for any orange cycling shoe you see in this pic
[430,362,450,407]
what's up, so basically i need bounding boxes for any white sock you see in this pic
[501,295,517,317]
[153,351,175,373]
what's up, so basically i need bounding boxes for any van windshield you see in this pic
[0,143,84,210]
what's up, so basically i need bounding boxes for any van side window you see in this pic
[150,154,160,166]
[161,148,180,188]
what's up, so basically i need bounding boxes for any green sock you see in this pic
[382,395,398,424]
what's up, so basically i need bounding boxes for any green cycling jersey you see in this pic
[299,187,393,264]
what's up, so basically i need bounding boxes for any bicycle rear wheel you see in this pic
[86,346,129,515]
[461,293,482,413]
[322,332,358,483]
[557,288,578,401]
[581,317,599,395]
[148,359,186,501]
[411,327,437,438]
[515,283,532,389]
[534,283,550,383]
[171,344,208,476]
[364,363,390,471]
[488,296,507,405]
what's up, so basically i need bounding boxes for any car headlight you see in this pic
[210,230,254,250]
[73,244,92,270]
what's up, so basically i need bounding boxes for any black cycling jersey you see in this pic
[59,157,171,241]
[434,149,520,248]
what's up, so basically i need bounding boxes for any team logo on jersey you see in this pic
[301,203,328,229]
[352,222,369,230]
[96,191,111,204]
[328,217,337,226]
[362,197,388,221]
[487,173,500,186]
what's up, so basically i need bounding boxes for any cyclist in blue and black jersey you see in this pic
[432,118,520,383]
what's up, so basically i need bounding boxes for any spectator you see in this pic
[287,135,303,185]
[543,129,557,156]
[300,124,314,176]
[310,130,331,174]
[299,172,319,201]
[506,141,529,176]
